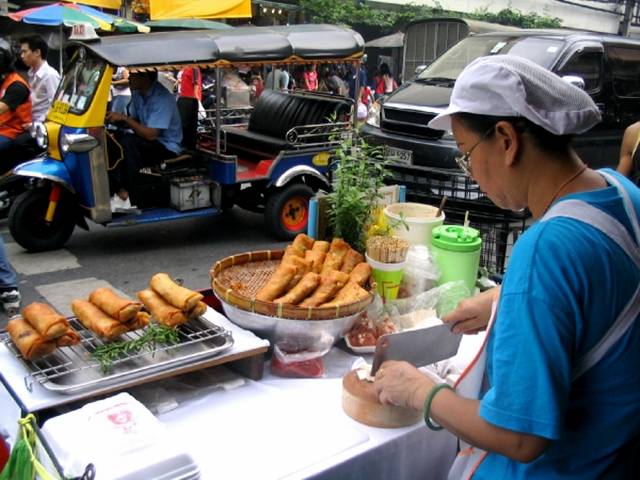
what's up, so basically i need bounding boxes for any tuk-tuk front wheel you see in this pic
[265,184,314,240]
[9,188,76,252]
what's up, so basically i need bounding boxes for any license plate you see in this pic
[385,146,413,165]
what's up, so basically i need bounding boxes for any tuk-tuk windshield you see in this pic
[417,35,565,82]
[55,48,105,115]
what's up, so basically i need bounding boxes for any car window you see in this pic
[557,50,602,92]
[607,45,640,98]
[418,35,565,80]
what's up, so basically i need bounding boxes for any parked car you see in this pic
[363,29,640,273]
[363,29,640,175]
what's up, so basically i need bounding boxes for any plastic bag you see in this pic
[270,344,330,378]
[356,101,368,120]
[386,281,470,319]
[399,245,440,298]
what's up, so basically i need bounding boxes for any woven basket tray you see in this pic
[210,250,374,320]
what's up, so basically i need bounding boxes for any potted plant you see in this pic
[325,133,391,252]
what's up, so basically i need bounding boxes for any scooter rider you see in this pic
[0,40,32,155]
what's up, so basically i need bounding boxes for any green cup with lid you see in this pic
[431,225,482,294]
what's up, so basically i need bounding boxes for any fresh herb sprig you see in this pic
[326,130,391,252]
[92,324,180,373]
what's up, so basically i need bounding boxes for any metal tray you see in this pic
[1,315,234,395]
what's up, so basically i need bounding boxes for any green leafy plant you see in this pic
[92,323,180,373]
[326,132,391,252]
[299,0,561,32]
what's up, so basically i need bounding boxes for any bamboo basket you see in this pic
[210,250,374,320]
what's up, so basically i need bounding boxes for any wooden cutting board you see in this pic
[342,370,422,428]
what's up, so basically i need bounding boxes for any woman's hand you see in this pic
[372,361,435,409]
[442,286,500,334]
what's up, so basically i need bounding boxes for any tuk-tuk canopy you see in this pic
[69,24,365,70]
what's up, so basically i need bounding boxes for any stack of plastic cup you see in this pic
[365,253,406,300]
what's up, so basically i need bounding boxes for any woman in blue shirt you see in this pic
[373,55,640,479]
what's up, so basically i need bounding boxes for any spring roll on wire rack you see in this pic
[89,287,142,323]
[71,300,129,340]
[137,289,188,328]
[150,273,203,311]
[7,316,57,360]
[22,302,69,341]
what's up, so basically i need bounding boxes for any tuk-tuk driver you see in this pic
[106,70,182,206]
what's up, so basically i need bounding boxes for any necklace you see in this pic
[540,164,588,216]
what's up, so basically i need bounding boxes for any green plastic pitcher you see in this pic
[431,225,482,294]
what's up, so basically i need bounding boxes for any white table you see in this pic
[1,310,485,479]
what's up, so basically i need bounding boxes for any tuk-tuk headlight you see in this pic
[366,101,381,128]
[60,133,99,153]
[34,122,48,149]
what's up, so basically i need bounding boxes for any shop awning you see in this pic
[73,0,122,9]
[149,0,252,20]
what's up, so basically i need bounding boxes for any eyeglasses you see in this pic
[455,126,495,176]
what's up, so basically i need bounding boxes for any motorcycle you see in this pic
[0,131,45,217]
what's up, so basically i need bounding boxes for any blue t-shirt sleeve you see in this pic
[479,225,578,440]
[144,93,175,131]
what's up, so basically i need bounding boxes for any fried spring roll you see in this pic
[349,262,372,287]
[71,300,128,340]
[7,317,56,360]
[305,249,327,274]
[22,302,69,341]
[321,238,350,273]
[150,273,203,311]
[284,255,312,290]
[126,311,151,331]
[282,245,305,261]
[186,301,207,319]
[319,281,370,308]
[299,270,350,308]
[89,287,142,323]
[256,263,297,302]
[340,249,365,274]
[311,240,330,253]
[55,326,81,347]
[292,233,314,253]
[274,272,320,305]
[137,289,188,328]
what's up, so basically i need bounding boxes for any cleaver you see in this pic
[370,323,462,376]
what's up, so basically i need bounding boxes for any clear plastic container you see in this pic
[41,392,199,479]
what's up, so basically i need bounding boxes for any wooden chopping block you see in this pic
[342,370,422,428]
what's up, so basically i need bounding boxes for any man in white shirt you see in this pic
[19,35,60,123]
[264,67,289,92]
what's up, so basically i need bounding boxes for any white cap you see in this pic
[428,55,601,135]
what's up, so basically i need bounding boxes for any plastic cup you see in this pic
[365,253,406,300]
[383,202,445,247]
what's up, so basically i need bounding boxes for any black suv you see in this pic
[362,30,640,272]
[364,29,640,174]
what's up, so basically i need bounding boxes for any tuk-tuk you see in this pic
[9,25,364,251]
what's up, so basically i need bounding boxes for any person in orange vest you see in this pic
[0,41,32,154]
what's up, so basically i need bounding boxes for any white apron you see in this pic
[447,172,640,479]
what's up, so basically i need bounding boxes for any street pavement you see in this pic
[0,207,286,327]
